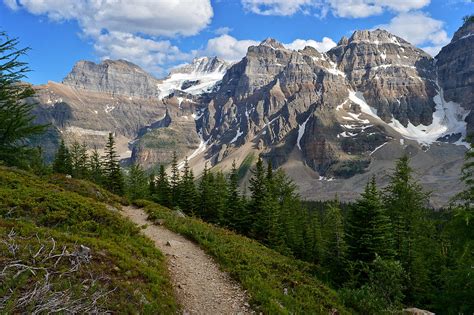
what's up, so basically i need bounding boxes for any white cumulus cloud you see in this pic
[200,34,259,61]
[6,0,213,37]
[375,12,450,56]
[241,0,431,18]
[284,37,337,52]
[4,0,213,75]
[241,0,316,16]
[94,32,191,75]
[327,0,430,18]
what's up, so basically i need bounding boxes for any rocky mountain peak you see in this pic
[259,38,286,50]
[158,56,231,99]
[170,57,230,76]
[63,59,160,98]
[450,19,474,43]
[348,29,408,46]
[337,36,349,46]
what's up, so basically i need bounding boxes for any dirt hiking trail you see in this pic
[121,206,252,315]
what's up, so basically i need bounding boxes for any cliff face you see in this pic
[330,29,437,126]
[436,20,474,133]
[197,28,469,178]
[63,59,161,98]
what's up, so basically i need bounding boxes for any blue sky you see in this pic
[1,0,472,85]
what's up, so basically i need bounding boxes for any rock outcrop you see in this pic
[63,59,161,98]
[198,30,463,177]
[436,19,474,133]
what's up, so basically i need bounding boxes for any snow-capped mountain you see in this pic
[30,20,474,206]
[157,57,231,99]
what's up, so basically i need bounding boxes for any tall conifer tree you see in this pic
[346,177,394,264]
[227,161,244,230]
[0,32,47,167]
[178,158,198,214]
[52,139,72,174]
[88,146,103,184]
[170,151,180,207]
[155,165,172,207]
[322,199,347,284]
[126,164,148,201]
[249,156,268,239]
[103,132,124,195]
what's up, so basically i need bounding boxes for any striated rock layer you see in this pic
[30,24,473,206]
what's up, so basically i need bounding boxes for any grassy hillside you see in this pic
[0,166,348,314]
[134,199,349,314]
[0,167,177,313]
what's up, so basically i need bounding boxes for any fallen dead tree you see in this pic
[0,228,116,314]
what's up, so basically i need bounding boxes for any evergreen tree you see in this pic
[0,32,47,167]
[383,155,432,303]
[69,141,81,176]
[226,161,245,230]
[322,199,348,285]
[29,146,50,175]
[103,133,124,195]
[458,135,474,208]
[198,163,214,220]
[52,139,72,174]
[170,151,180,207]
[79,142,89,178]
[126,164,149,201]
[213,171,229,225]
[347,177,394,264]
[155,165,172,207]
[272,170,303,255]
[249,156,268,239]
[88,146,103,185]
[303,211,324,264]
[437,136,474,313]
[69,141,88,178]
[178,158,198,214]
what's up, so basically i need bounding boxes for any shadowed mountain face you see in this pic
[436,20,474,134]
[31,23,473,206]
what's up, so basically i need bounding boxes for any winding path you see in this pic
[120,206,251,315]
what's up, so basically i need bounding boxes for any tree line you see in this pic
[50,131,473,313]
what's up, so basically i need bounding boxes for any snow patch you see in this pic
[158,59,227,99]
[177,97,184,109]
[193,110,204,120]
[297,115,311,150]
[348,91,381,121]
[338,131,357,138]
[390,36,401,46]
[230,128,244,144]
[105,104,115,113]
[459,33,474,40]
[371,64,416,71]
[336,99,349,111]
[178,130,209,169]
[369,142,388,156]
[388,87,470,147]
[380,50,386,61]
[263,116,280,128]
